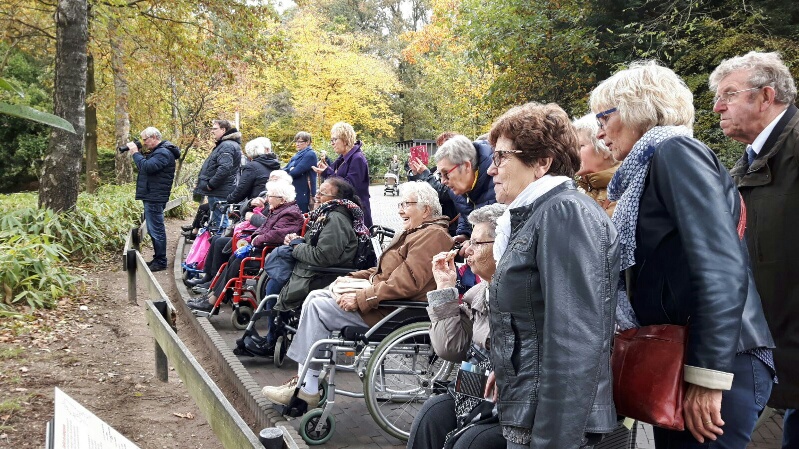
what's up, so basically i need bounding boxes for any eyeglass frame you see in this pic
[439,162,464,181]
[468,239,495,247]
[491,150,523,167]
[713,86,762,105]
[315,190,336,198]
[595,107,617,130]
[397,201,419,210]
[329,137,340,145]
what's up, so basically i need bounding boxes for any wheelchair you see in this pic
[275,300,453,445]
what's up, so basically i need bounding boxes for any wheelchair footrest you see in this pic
[274,395,310,418]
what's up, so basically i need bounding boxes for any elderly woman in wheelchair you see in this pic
[262,182,453,413]
[186,181,304,313]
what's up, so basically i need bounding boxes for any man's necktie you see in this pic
[746,145,757,166]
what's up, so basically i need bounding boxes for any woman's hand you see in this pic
[431,251,458,289]
[336,292,358,312]
[312,159,329,174]
[283,233,299,245]
[250,197,265,208]
[409,157,427,175]
[484,371,498,403]
[684,384,724,443]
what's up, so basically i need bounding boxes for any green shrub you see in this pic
[361,143,400,182]
[0,184,189,313]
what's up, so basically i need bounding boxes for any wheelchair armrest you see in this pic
[379,300,429,308]
[305,266,357,275]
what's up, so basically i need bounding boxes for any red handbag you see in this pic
[612,324,687,431]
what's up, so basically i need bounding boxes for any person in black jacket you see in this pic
[127,127,181,272]
[591,61,775,448]
[194,119,241,230]
[227,137,281,204]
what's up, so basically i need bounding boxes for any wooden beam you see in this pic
[144,301,263,448]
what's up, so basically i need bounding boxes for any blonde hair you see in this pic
[331,122,356,148]
[572,114,612,158]
[590,61,694,134]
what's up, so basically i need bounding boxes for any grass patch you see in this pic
[0,347,24,360]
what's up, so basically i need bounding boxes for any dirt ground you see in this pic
[0,218,237,449]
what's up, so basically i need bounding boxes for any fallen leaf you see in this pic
[172,412,194,419]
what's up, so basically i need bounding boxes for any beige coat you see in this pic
[349,216,453,326]
[576,162,620,217]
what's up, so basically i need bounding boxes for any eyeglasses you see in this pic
[468,239,495,247]
[315,191,335,198]
[491,150,522,167]
[398,201,418,210]
[713,87,761,105]
[267,195,284,199]
[595,107,617,130]
[439,163,463,181]
[329,137,339,145]
[295,139,308,143]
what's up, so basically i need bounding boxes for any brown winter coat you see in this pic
[731,104,799,408]
[349,216,453,326]
[576,162,620,217]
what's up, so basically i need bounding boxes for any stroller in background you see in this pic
[383,172,400,196]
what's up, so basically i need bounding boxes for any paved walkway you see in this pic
[195,184,784,448]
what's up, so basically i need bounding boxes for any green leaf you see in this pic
[0,103,76,133]
[0,78,24,97]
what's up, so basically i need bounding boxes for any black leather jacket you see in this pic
[630,136,774,385]
[489,181,619,447]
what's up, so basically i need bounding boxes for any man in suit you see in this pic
[710,51,798,448]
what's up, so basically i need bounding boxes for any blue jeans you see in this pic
[206,195,228,231]
[653,353,773,448]
[143,201,167,265]
[783,408,799,449]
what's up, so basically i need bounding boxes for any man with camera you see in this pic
[126,127,181,272]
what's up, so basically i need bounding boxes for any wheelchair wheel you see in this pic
[363,322,453,441]
[299,408,335,445]
[273,335,288,367]
[231,305,253,330]
[318,379,329,407]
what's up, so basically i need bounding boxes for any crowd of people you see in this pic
[131,49,797,449]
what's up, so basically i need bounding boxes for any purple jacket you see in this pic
[322,141,373,227]
[251,201,304,248]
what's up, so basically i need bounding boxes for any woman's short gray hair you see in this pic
[294,131,312,143]
[709,51,797,105]
[434,134,476,166]
[140,127,162,141]
[572,114,612,158]
[468,203,507,238]
[265,181,296,202]
[590,60,694,134]
[244,137,272,158]
[401,182,442,216]
[331,122,356,148]
[268,170,292,184]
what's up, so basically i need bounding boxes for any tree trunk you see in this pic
[109,16,132,184]
[38,0,88,212]
[85,51,98,193]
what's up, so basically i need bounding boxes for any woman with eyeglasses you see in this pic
[312,122,373,227]
[262,182,452,411]
[283,131,318,213]
[485,102,620,448]
[591,61,774,448]
[408,203,507,449]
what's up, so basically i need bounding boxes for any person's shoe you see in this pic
[181,225,194,232]
[149,263,167,272]
[262,376,298,397]
[187,297,214,312]
[191,283,210,294]
[184,277,211,287]
[184,234,195,243]
[264,385,319,409]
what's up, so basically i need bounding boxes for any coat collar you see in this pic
[731,104,798,186]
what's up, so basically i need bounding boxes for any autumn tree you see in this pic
[38,0,87,211]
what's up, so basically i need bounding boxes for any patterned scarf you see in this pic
[305,199,370,246]
[607,126,692,330]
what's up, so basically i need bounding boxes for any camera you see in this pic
[118,139,142,153]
